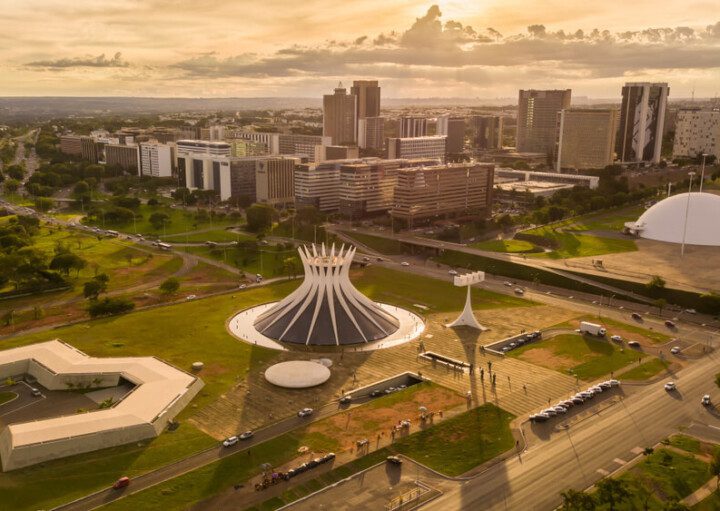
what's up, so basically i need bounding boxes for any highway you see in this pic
[425,352,720,510]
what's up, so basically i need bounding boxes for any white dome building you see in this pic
[625,192,720,246]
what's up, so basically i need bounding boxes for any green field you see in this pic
[161,228,254,244]
[523,226,637,259]
[470,239,540,253]
[620,358,669,381]
[509,333,647,380]
[184,244,301,278]
[562,206,646,232]
[392,404,515,476]
[0,391,17,405]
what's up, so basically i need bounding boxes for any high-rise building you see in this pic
[323,83,357,145]
[105,144,139,172]
[176,140,231,157]
[517,89,572,156]
[139,143,172,178]
[387,136,446,162]
[672,109,720,160]
[278,133,331,160]
[469,116,503,150]
[256,157,298,207]
[59,135,82,156]
[200,125,225,141]
[350,80,381,121]
[391,163,494,226]
[616,82,669,164]
[556,109,619,170]
[358,117,385,150]
[436,116,466,154]
[399,117,428,138]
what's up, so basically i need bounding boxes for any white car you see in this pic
[185,294,197,301]
[504,281,513,287]
[297,407,314,417]
[607,379,621,387]
[222,436,239,447]
[514,288,525,295]
[610,335,623,343]
[702,395,711,406]
[670,346,681,355]
[685,309,697,314]
[239,430,254,440]
[448,269,458,275]
[664,381,677,391]
[400,261,410,266]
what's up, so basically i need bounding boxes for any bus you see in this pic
[157,242,172,251]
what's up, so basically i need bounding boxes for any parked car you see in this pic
[530,413,550,422]
[598,381,613,390]
[664,381,677,391]
[670,346,681,355]
[339,395,352,404]
[702,395,712,406]
[112,476,130,490]
[607,379,621,387]
[665,320,676,328]
[239,431,254,440]
[297,408,314,417]
[223,436,239,447]
[386,455,403,465]
[448,269,458,275]
[30,387,41,397]
[627,341,641,348]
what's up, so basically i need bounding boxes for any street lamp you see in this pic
[699,153,708,193]
[680,171,696,258]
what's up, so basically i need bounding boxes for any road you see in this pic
[425,352,720,510]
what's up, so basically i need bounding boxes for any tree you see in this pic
[646,275,666,292]
[87,297,135,318]
[246,203,275,233]
[49,252,86,277]
[4,178,20,194]
[654,298,667,317]
[34,196,54,212]
[83,274,109,300]
[159,277,180,295]
[149,212,170,230]
[5,164,25,180]
[559,488,595,510]
[595,478,630,511]
[710,449,720,490]
[282,257,298,278]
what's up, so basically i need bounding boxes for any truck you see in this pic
[579,321,606,337]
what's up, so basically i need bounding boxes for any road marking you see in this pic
[596,468,609,476]
[613,458,626,465]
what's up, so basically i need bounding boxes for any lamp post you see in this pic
[680,171,696,258]
[699,153,708,193]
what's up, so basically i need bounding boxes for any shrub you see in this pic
[87,297,135,318]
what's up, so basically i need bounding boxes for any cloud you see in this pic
[26,52,129,69]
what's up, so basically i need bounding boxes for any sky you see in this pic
[1,0,719,99]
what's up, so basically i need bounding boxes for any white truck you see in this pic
[579,321,606,337]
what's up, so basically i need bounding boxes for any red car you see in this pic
[112,476,130,490]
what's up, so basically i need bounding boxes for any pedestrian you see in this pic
[488,361,492,372]
[507,375,511,383]
[522,384,527,393]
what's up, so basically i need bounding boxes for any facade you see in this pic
[105,144,139,171]
[80,136,103,164]
[59,135,82,156]
[230,139,268,157]
[470,115,503,150]
[278,133,331,160]
[517,89,572,157]
[233,131,280,154]
[391,163,494,226]
[495,168,599,189]
[436,116,466,154]
[399,116,428,138]
[616,82,669,164]
[294,161,346,212]
[180,154,230,199]
[176,139,231,157]
[138,143,172,178]
[387,136,446,162]
[556,109,619,170]
[350,80,381,121]
[672,109,720,160]
[200,125,225,141]
[228,157,265,204]
[358,117,385,150]
[255,157,298,207]
[253,244,399,346]
[323,84,357,145]
[0,340,203,471]
[315,145,359,162]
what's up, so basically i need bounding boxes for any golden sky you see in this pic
[1,0,719,97]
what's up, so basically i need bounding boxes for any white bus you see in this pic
[157,242,172,251]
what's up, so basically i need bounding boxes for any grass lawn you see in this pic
[596,317,672,344]
[161,228,253,244]
[613,448,711,509]
[391,404,515,476]
[340,231,404,255]
[528,230,637,259]
[184,244,300,278]
[621,358,669,381]
[509,333,646,380]
[470,239,540,253]
[563,206,645,232]
[0,391,17,405]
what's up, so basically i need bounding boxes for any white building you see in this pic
[176,139,231,157]
[180,154,232,200]
[387,136,446,162]
[399,117,428,138]
[672,109,720,160]
[138,143,172,178]
[232,131,280,155]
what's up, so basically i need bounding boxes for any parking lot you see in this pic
[0,381,98,427]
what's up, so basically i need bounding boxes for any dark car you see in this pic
[112,477,130,490]
[339,395,352,405]
[665,320,676,328]
[631,312,642,320]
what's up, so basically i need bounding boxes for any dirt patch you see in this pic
[517,348,579,371]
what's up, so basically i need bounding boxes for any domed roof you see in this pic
[631,192,720,246]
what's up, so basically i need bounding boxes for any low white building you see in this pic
[0,340,203,471]
[139,142,173,178]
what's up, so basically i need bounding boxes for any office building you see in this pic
[672,109,720,160]
[616,82,669,164]
[295,161,345,212]
[176,140,231,157]
[139,143,172,178]
[350,80,381,121]
[200,125,225,141]
[315,145,359,162]
[233,131,280,154]
[80,136,103,164]
[323,84,357,145]
[256,157,298,207]
[278,133,331,160]
[470,116,503,150]
[517,89,572,157]
[495,168,599,189]
[180,154,231,200]
[228,157,266,204]
[59,135,82,156]
[105,144,139,172]
[358,117,385,150]
[391,163,494,226]
[436,116,466,154]
[399,117,428,138]
[230,139,268,157]
[556,109,619,170]
[387,136,446,162]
